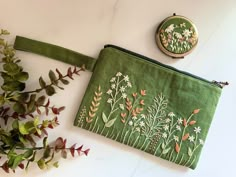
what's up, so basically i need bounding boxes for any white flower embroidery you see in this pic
[188,135,195,142]
[165,118,171,123]
[182,29,192,38]
[127,82,132,88]
[177,118,183,124]
[165,24,174,33]
[163,124,169,131]
[111,84,116,89]
[128,120,133,126]
[116,72,122,77]
[107,98,112,104]
[180,23,186,28]
[139,121,145,127]
[199,139,204,145]
[121,93,127,99]
[106,89,112,95]
[176,125,181,131]
[174,135,179,142]
[194,126,201,134]
[110,77,116,82]
[124,75,129,82]
[136,127,141,132]
[173,32,183,39]
[141,114,145,118]
[168,112,175,117]
[162,132,167,139]
[119,86,125,92]
[119,104,124,110]
[132,116,137,120]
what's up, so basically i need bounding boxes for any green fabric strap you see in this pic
[13,36,96,72]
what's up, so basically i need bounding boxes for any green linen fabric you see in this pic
[14,37,222,169]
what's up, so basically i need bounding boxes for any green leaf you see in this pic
[39,77,46,88]
[105,117,117,127]
[13,102,26,114]
[102,112,108,123]
[36,95,46,105]
[3,63,20,75]
[24,121,36,134]
[43,137,48,148]
[162,147,171,155]
[43,146,51,159]
[19,123,29,135]
[60,79,69,85]
[1,81,25,91]
[23,149,33,159]
[49,70,58,84]
[14,72,29,82]
[1,72,14,82]
[53,161,59,168]
[12,120,19,129]
[188,147,193,157]
[17,93,29,102]
[12,154,24,170]
[0,95,5,106]
[37,158,46,170]
[45,86,56,96]
[26,151,36,170]
[161,142,165,150]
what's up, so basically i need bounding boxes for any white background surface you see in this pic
[0,0,236,176]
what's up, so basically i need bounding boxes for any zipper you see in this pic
[104,44,227,89]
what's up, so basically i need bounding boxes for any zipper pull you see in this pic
[212,81,229,88]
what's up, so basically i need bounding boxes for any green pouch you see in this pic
[14,36,225,170]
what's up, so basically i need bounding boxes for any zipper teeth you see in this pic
[104,44,221,89]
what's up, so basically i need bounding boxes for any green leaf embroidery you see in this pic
[162,147,171,155]
[105,117,117,128]
[188,147,193,157]
[161,142,165,150]
[102,112,108,123]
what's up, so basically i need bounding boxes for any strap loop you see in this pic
[14,36,96,72]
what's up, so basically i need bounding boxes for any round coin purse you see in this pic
[155,14,198,58]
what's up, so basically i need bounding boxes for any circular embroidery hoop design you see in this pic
[156,15,198,58]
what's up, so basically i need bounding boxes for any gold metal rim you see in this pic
[155,15,198,58]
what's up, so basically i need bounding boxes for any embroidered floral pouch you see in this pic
[14,36,224,170]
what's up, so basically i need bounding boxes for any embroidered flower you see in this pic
[119,104,124,110]
[168,112,175,117]
[182,29,192,38]
[188,135,195,142]
[140,100,145,105]
[180,23,186,28]
[140,90,146,96]
[174,32,183,39]
[177,118,183,124]
[121,93,127,99]
[119,86,125,92]
[141,114,145,118]
[139,121,145,127]
[111,84,116,89]
[162,132,167,139]
[165,24,174,33]
[116,72,122,77]
[165,118,171,123]
[176,125,181,131]
[110,77,116,82]
[163,124,169,131]
[127,82,132,88]
[128,120,133,126]
[107,98,112,104]
[136,127,141,132]
[174,135,179,142]
[124,75,129,82]
[194,126,201,134]
[106,89,112,95]
[131,116,137,121]
[199,139,204,145]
